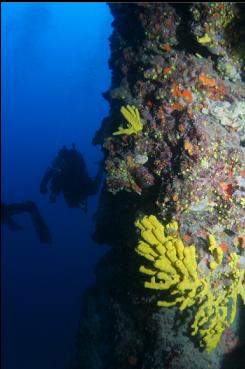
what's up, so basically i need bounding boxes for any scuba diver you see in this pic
[1,201,52,244]
[40,143,104,212]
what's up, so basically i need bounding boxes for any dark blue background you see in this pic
[1,3,112,369]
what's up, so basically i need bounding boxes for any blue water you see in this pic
[1,3,112,369]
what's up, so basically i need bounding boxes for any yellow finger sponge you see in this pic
[135,215,245,352]
[113,105,143,136]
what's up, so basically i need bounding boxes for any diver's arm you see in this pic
[49,174,63,203]
[40,167,55,194]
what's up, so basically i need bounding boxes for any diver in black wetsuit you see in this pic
[1,201,52,244]
[40,143,103,211]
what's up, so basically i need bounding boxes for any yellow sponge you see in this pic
[113,105,143,135]
[135,215,245,352]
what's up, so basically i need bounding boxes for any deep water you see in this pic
[1,3,112,369]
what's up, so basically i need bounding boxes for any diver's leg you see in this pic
[6,202,30,215]
[24,202,53,244]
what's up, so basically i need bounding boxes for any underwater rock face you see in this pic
[71,4,245,369]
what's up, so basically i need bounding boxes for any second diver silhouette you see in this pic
[40,143,104,212]
[1,201,52,244]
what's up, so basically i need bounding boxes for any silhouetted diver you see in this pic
[40,143,103,211]
[1,201,52,244]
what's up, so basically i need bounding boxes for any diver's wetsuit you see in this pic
[40,145,103,210]
[1,201,52,244]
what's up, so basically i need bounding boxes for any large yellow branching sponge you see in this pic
[135,215,245,352]
[113,105,143,136]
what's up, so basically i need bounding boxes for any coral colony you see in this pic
[73,4,245,369]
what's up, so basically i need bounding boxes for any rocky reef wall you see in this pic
[71,4,245,369]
